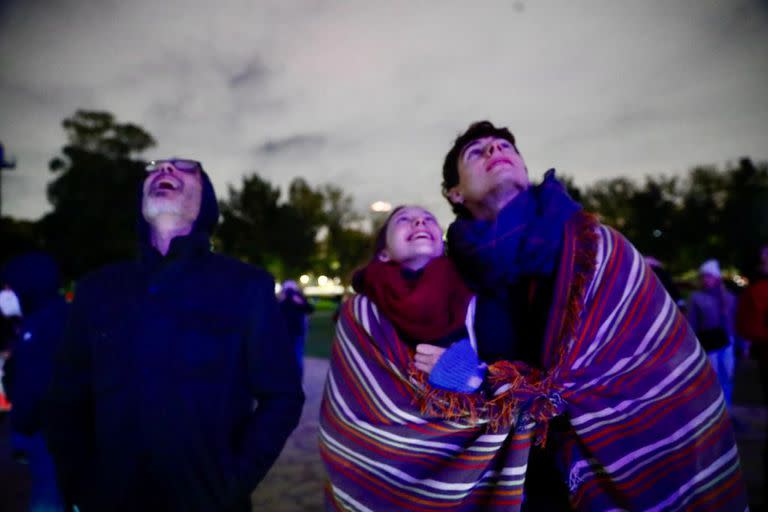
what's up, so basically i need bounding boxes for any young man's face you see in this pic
[378,207,444,271]
[447,136,530,215]
[141,161,203,227]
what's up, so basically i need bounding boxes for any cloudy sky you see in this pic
[1,0,767,227]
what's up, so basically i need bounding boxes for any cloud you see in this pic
[254,134,327,156]
[0,0,766,227]
[229,59,269,89]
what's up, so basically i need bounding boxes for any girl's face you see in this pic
[378,206,444,271]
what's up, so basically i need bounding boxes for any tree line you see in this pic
[563,157,768,276]
[2,110,767,284]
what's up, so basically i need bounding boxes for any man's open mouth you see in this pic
[152,177,181,193]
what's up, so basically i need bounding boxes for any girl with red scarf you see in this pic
[352,205,490,392]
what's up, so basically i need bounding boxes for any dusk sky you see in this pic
[1,0,767,227]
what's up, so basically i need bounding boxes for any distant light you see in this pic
[333,277,341,285]
[304,284,345,297]
[299,274,310,285]
[733,275,748,287]
[652,229,662,238]
[370,201,392,213]
[318,275,329,286]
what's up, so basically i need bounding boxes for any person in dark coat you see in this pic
[45,158,305,512]
[2,252,68,511]
[278,280,314,377]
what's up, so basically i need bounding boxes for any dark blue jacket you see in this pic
[45,172,304,511]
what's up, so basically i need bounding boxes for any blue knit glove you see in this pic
[428,338,486,393]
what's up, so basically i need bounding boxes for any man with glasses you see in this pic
[46,159,305,511]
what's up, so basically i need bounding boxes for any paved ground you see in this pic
[250,357,327,511]
[2,357,766,511]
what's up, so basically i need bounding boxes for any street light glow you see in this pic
[370,201,392,213]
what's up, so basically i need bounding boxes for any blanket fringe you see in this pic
[408,366,492,427]
[488,213,600,446]
[486,360,564,446]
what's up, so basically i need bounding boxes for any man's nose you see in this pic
[485,140,503,157]
[157,162,176,173]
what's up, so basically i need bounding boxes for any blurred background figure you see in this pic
[278,280,314,379]
[0,285,23,413]
[736,243,768,485]
[687,259,737,408]
[1,252,67,511]
[645,256,684,309]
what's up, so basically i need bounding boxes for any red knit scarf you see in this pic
[355,257,473,342]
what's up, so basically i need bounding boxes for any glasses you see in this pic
[145,159,202,174]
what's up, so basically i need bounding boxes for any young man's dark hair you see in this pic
[441,120,517,217]
[351,205,406,292]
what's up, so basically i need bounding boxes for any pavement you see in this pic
[2,357,766,511]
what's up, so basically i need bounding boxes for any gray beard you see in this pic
[142,197,184,220]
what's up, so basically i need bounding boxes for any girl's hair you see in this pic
[371,205,407,259]
[351,205,409,292]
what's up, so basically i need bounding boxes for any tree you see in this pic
[674,165,730,271]
[624,175,681,266]
[581,177,638,232]
[60,111,154,158]
[217,173,282,271]
[317,184,370,279]
[277,178,327,276]
[40,110,155,280]
[577,159,768,275]
[218,175,371,282]
[720,158,768,274]
[331,227,373,280]
[0,217,42,267]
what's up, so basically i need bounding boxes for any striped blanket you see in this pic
[319,213,748,511]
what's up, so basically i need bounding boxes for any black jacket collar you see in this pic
[139,231,211,268]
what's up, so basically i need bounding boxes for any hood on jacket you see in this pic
[1,251,61,315]
[137,167,220,245]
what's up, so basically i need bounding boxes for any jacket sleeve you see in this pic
[233,274,305,495]
[43,287,95,504]
[736,287,768,344]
